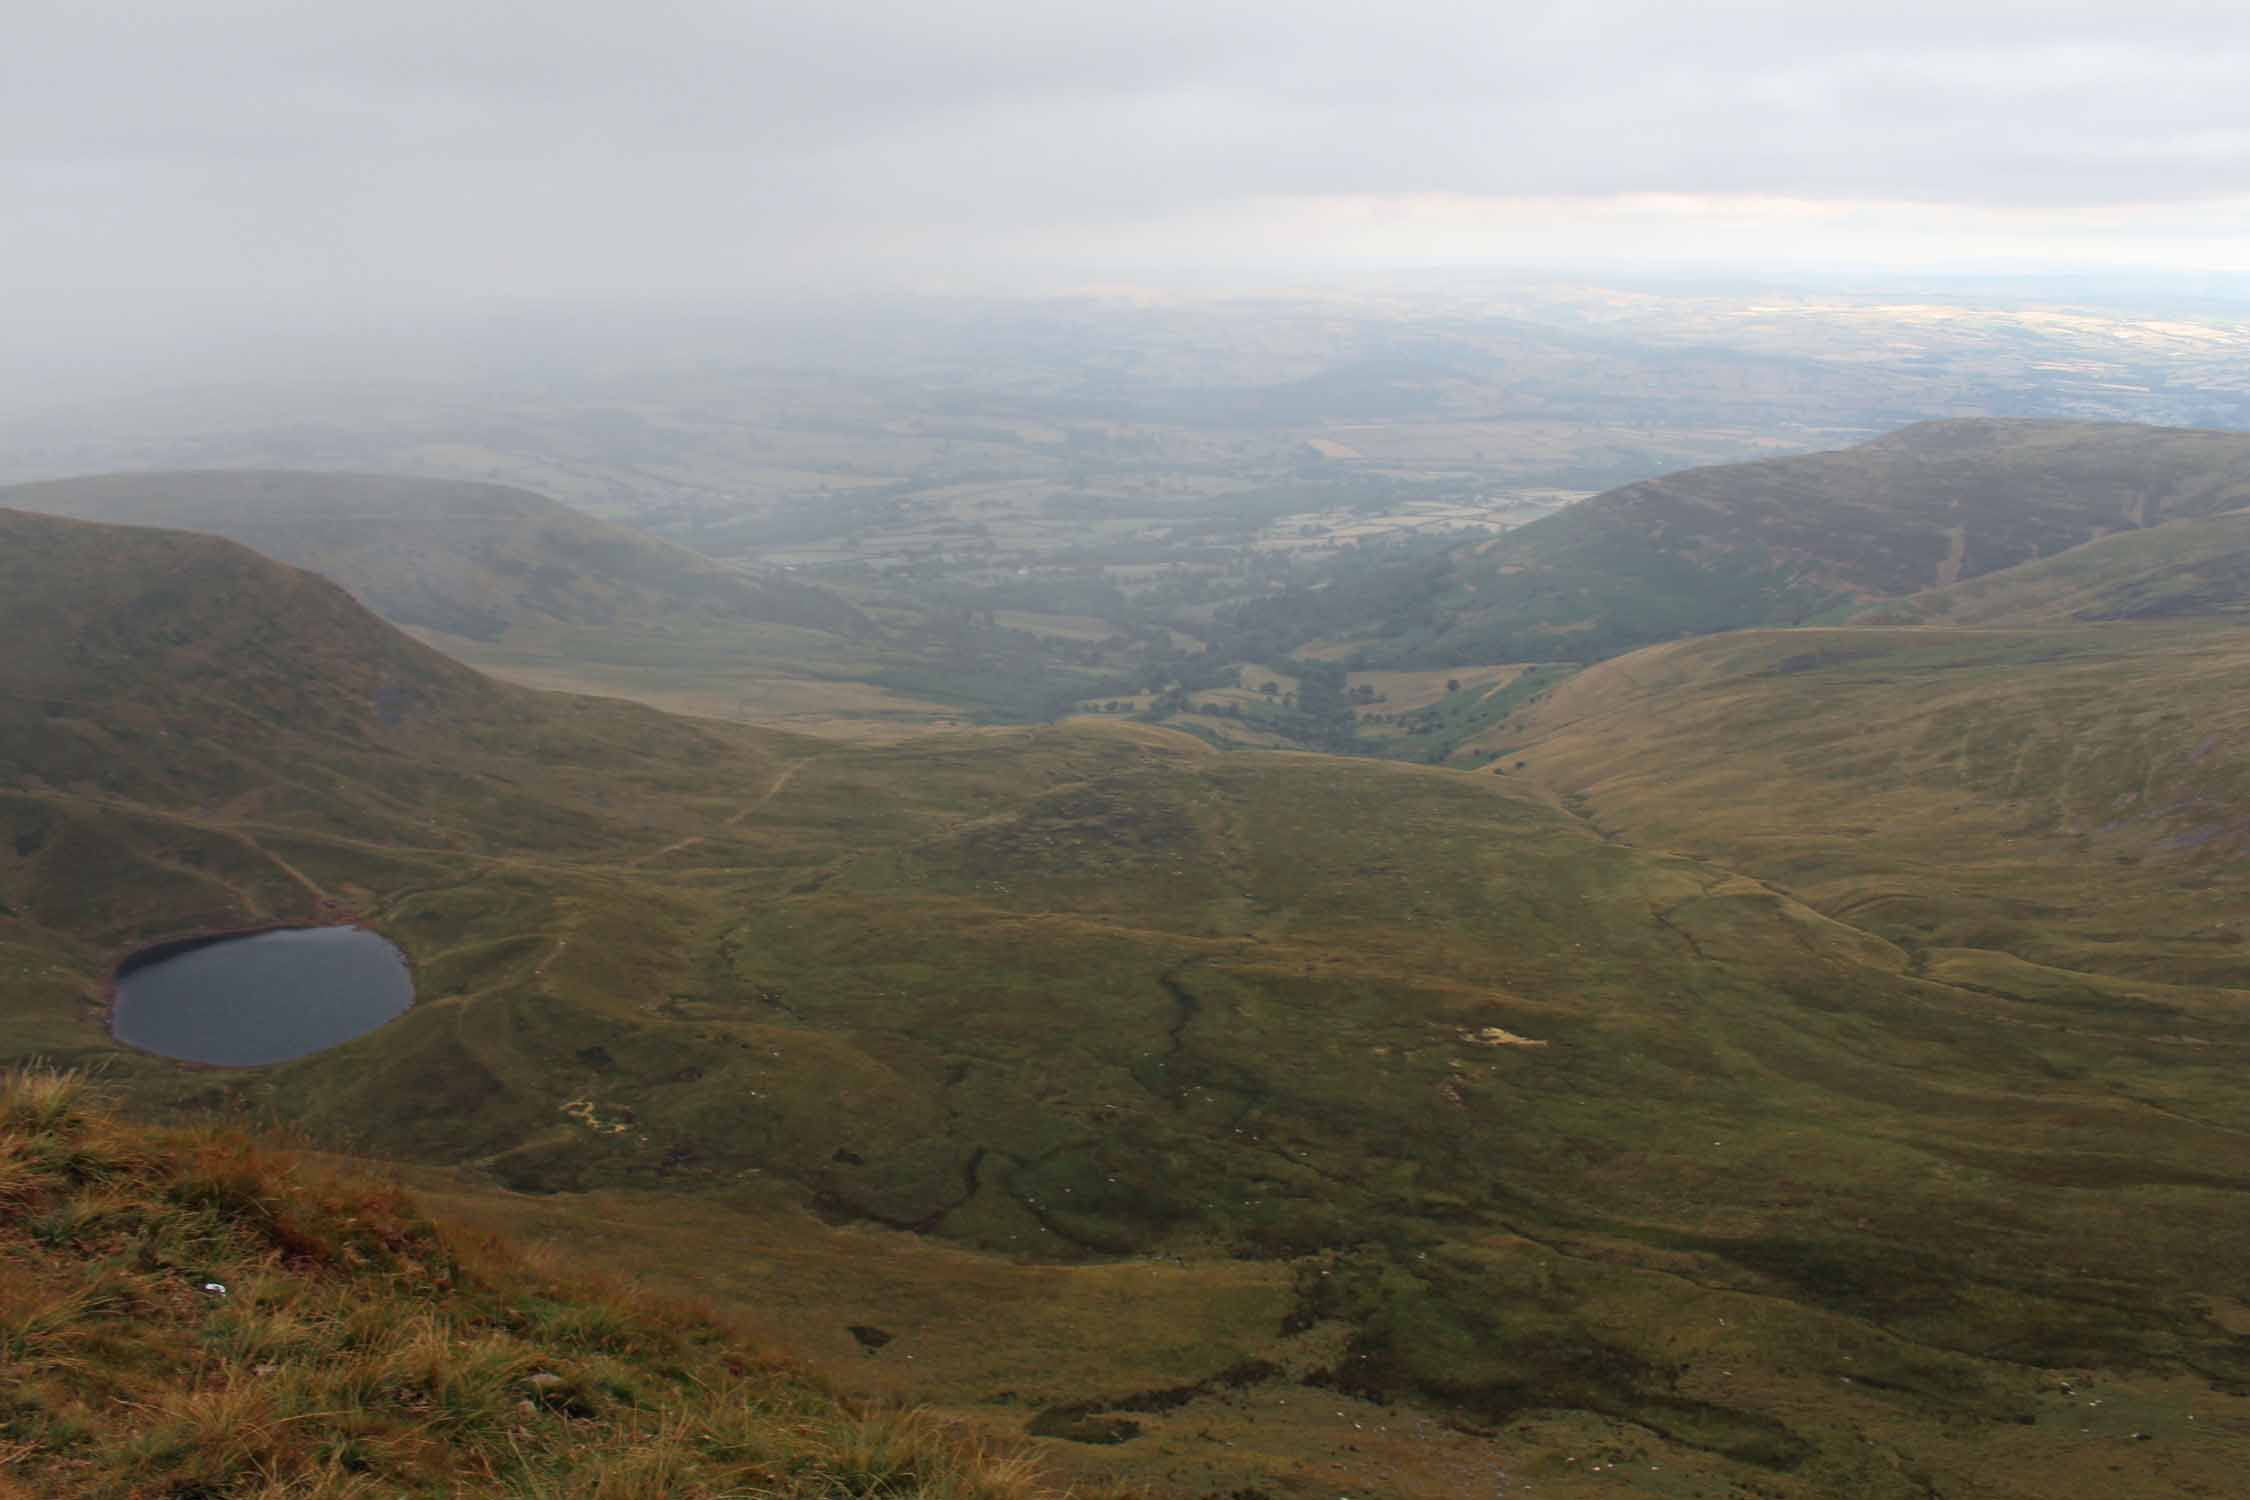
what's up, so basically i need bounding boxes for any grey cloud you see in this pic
[4,0,2248,300]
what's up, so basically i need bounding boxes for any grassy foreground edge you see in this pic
[0,1065,1128,1500]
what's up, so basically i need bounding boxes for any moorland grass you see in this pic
[0,1065,1124,1500]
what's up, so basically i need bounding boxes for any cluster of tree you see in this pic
[1215,531,1469,666]
[1237,659,1357,751]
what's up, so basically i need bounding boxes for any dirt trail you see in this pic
[629,834,707,869]
[629,756,818,869]
[1934,524,1968,586]
[726,757,814,829]
[224,828,329,903]
[531,896,583,981]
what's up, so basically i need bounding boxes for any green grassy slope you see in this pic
[1850,506,2250,626]
[0,469,868,643]
[1494,619,2250,984]
[1238,418,2250,666]
[12,509,2250,1495]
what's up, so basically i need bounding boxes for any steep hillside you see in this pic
[14,508,2250,1495]
[0,469,868,643]
[0,506,792,952]
[0,1066,1094,1500]
[1236,419,2250,666]
[1851,506,2250,626]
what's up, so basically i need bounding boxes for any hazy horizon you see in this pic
[8,1,2249,406]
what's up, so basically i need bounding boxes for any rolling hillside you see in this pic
[1851,506,2250,626]
[11,508,2250,1495]
[0,468,869,643]
[1490,619,2250,986]
[1236,418,2250,666]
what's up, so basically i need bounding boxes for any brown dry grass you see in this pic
[0,1065,1130,1500]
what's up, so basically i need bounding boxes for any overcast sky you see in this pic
[6,1,2248,340]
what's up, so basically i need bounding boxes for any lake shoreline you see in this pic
[105,921,413,1069]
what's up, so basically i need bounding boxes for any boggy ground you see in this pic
[15,707,2250,1497]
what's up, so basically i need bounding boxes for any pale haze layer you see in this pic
[5,0,2248,398]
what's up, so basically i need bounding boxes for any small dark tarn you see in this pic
[111,926,413,1066]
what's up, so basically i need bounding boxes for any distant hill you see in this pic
[1850,505,2250,626]
[0,469,869,643]
[1233,419,2250,666]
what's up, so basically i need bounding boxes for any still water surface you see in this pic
[112,926,413,1065]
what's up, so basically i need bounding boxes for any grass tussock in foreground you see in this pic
[0,1066,1114,1500]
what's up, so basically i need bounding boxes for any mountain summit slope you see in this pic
[0,469,868,643]
[1242,418,2250,665]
